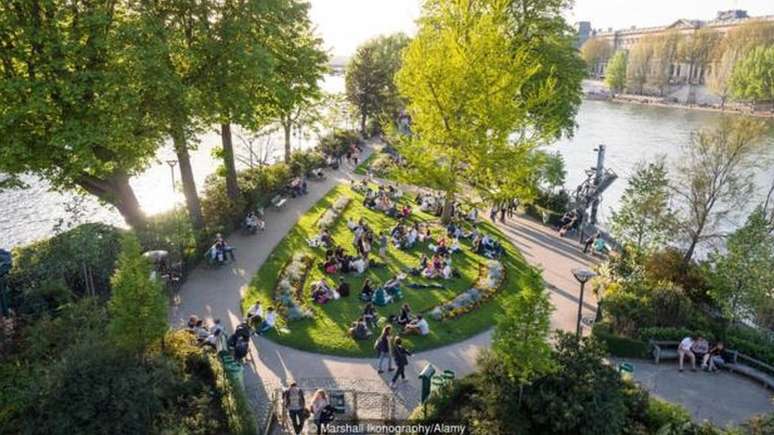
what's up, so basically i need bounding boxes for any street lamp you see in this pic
[165,160,178,193]
[572,267,597,338]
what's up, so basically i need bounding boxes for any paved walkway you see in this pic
[612,358,773,426]
[170,143,771,429]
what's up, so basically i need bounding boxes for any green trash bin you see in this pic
[221,355,244,387]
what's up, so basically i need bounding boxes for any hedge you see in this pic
[207,353,257,435]
[592,324,649,358]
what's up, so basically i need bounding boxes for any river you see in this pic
[1,78,773,249]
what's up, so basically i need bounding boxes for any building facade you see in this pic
[577,10,774,83]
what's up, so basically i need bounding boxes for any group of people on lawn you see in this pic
[678,335,727,372]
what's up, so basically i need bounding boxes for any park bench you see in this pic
[649,340,774,390]
[271,194,287,209]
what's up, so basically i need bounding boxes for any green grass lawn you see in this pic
[353,153,375,175]
[242,183,537,357]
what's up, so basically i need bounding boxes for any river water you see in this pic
[1,78,772,249]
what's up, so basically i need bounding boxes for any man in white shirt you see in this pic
[678,335,696,372]
[246,301,263,329]
[404,315,430,336]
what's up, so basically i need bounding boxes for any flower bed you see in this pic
[273,253,314,321]
[429,260,506,320]
[317,196,351,230]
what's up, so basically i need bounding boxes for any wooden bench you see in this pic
[271,195,287,209]
[649,340,774,390]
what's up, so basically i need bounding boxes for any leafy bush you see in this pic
[644,398,692,432]
[288,149,326,177]
[207,353,257,435]
[135,207,198,268]
[643,249,708,303]
[525,189,571,225]
[592,323,649,358]
[8,223,123,312]
[201,173,248,236]
[318,129,361,157]
[239,163,293,209]
[638,326,714,342]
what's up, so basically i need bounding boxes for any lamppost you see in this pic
[165,160,178,193]
[572,267,597,338]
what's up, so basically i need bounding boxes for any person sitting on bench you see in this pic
[678,335,697,372]
[403,315,430,336]
[703,342,726,372]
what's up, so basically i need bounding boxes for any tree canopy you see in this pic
[0,1,167,228]
[580,37,613,74]
[108,235,168,354]
[605,51,627,95]
[394,0,583,219]
[346,33,411,134]
[730,45,774,104]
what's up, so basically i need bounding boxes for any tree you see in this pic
[626,38,655,94]
[707,207,774,324]
[610,158,676,254]
[0,1,167,228]
[678,28,720,86]
[730,46,774,105]
[672,118,767,263]
[492,270,555,395]
[264,6,328,162]
[346,33,411,134]
[649,31,682,96]
[108,235,168,354]
[395,0,582,223]
[523,333,630,435]
[605,51,628,96]
[580,37,613,77]
[506,0,586,141]
[707,47,738,110]
[196,0,279,201]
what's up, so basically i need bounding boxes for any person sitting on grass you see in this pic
[405,226,418,248]
[372,286,393,306]
[337,278,350,298]
[401,205,412,219]
[403,315,430,336]
[423,255,444,279]
[349,317,372,340]
[396,304,413,328]
[257,307,277,335]
[350,256,367,274]
[311,279,333,304]
[384,275,404,300]
[245,301,263,329]
[363,302,377,329]
[417,224,432,243]
[442,257,454,280]
[360,279,374,302]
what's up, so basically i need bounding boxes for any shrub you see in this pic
[7,223,123,310]
[207,353,257,435]
[135,207,198,267]
[201,173,248,235]
[638,326,714,342]
[592,324,649,358]
[643,249,708,303]
[239,163,293,209]
[318,129,361,157]
[644,398,691,432]
[524,189,571,226]
[288,149,326,177]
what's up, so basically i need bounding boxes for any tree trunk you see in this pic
[683,236,698,265]
[283,120,292,163]
[77,172,146,229]
[360,112,367,137]
[441,192,455,224]
[172,128,204,232]
[220,122,240,201]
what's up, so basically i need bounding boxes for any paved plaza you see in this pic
[170,141,773,430]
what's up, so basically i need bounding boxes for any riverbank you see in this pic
[587,94,774,118]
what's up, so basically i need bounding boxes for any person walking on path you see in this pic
[283,382,307,435]
[375,325,394,374]
[310,389,331,435]
[389,337,412,388]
